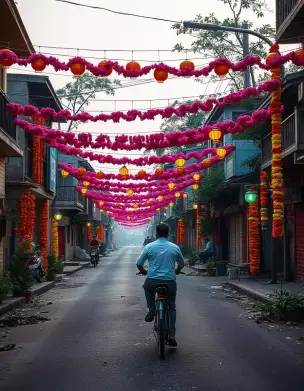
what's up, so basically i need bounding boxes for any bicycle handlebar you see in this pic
[136,271,185,276]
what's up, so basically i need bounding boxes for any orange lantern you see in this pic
[157,195,164,201]
[120,166,129,178]
[169,202,174,207]
[175,192,181,198]
[61,169,69,178]
[126,189,134,196]
[156,208,160,212]
[146,200,152,206]
[209,128,222,144]
[98,60,112,76]
[192,183,199,190]
[133,203,139,209]
[70,61,85,77]
[180,60,195,72]
[201,158,212,169]
[78,167,86,176]
[155,167,164,176]
[214,64,229,77]
[83,181,90,187]
[193,173,201,182]
[126,61,141,72]
[138,169,146,179]
[154,69,168,83]
[0,49,15,68]
[31,58,46,72]
[168,182,175,190]
[96,171,105,179]
[115,202,121,207]
[265,52,279,66]
[87,222,92,227]
[99,201,104,207]
[216,148,227,159]
[175,157,185,168]
[127,216,131,220]
[81,188,87,195]
[183,193,188,199]
[176,167,185,176]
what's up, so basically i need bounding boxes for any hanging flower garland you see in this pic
[51,218,59,258]
[87,224,93,242]
[32,116,45,185]
[196,205,202,248]
[260,171,269,230]
[7,79,279,124]
[97,225,105,241]
[17,190,36,247]
[248,188,260,275]
[267,43,284,238]
[39,200,49,271]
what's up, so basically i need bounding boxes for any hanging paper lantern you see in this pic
[96,171,105,179]
[138,169,147,179]
[183,193,188,199]
[146,200,152,206]
[209,128,222,144]
[175,192,181,198]
[157,195,164,201]
[193,203,198,209]
[98,60,112,76]
[120,165,129,178]
[176,167,185,176]
[149,217,152,220]
[156,208,160,212]
[126,61,141,72]
[155,167,164,176]
[61,169,69,178]
[168,182,175,190]
[169,202,174,207]
[126,189,134,196]
[99,201,104,207]
[201,158,212,169]
[81,188,87,195]
[165,207,168,210]
[154,69,168,83]
[216,148,227,159]
[100,208,104,212]
[193,173,201,182]
[127,216,131,220]
[31,58,46,72]
[87,222,92,227]
[180,60,195,72]
[115,202,121,207]
[214,64,229,77]
[265,52,279,66]
[0,49,15,68]
[133,203,139,210]
[192,183,199,190]
[70,61,85,77]
[175,157,185,168]
[83,181,90,187]
[78,167,86,176]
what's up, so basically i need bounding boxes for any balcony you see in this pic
[55,186,85,211]
[0,89,23,157]
[276,0,304,43]
[262,110,304,168]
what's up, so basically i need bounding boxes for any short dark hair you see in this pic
[204,237,209,241]
[156,223,169,238]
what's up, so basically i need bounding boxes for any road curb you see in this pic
[227,281,271,304]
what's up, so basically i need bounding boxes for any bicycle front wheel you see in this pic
[158,302,165,359]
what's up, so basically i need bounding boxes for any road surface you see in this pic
[0,246,304,391]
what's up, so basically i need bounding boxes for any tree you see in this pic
[172,0,275,90]
[56,74,121,131]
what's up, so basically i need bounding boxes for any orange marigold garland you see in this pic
[196,205,202,248]
[17,190,36,248]
[97,225,105,241]
[33,116,45,185]
[51,218,59,258]
[248,188,260,275]
[39,200,49,271]
[260,171,268,230]
[87,224,93,242]
[177,218,185,245]
[268,43,284,238]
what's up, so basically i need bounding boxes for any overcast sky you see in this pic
[12,0,283,173]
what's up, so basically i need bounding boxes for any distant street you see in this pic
[1,247,304,391]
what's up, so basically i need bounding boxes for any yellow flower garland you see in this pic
[51,218,59,258]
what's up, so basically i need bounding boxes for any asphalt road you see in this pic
[1,246,304,391]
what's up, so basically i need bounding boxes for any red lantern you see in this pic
[77,167,86,176]
[176,167,185,176]
[126,61,141,72]
[138,169,146,179]
[155,167,164,176]
[201,158,212,169]
[31,58,46,72]
[70,61,85,77]
[146,200,152,206]
[98,60,112,76]
[96,171,105,179]
[180,60,195,72]
[154,69,168,83]
[0,49,15,68]
[214,64,229,77]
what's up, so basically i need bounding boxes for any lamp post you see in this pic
[53,211,63,221]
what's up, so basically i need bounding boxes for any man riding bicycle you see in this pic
[136,223,185,347]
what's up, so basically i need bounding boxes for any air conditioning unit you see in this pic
[298,82,304,103]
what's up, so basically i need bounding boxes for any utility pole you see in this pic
[242,22,251,89]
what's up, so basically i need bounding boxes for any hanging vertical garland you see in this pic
[97,225,105,241]
[51,218,59,258]
[267,43,284,238]
[177,218,185,245]
[248,190,260,275]
[17,190,36,248]
[87,224,93,242]
[196,205,202,247]
[39,200,49,271]
[33,116,45,185]
[260,171,269,230]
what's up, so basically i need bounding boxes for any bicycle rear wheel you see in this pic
[158,302,166,359]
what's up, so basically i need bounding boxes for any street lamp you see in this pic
[53,211,63,221]
[245,188,258,204]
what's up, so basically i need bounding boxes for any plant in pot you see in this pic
[206,258,217,277]
[267,289,304,321]
[56,256,64,274]
[0,270,13,304]
[46,254,58,281]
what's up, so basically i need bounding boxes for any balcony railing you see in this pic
[276,0,304,42]
[277,0,299,29]
[0,88,17,140]
[55,186,85,210]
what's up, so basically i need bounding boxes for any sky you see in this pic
[9,0,286,174]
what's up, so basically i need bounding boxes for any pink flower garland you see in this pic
[6,79,279,124]
[1,50,303,78]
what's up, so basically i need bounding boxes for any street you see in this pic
[1,246,304,391]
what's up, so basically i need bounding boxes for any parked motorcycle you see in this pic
[89,246,99,267]
[22,244,44,283]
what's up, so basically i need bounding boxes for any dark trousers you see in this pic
[201,252,213,263]
[143,278,177,337]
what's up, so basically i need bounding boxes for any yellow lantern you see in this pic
[168,182,175,190]
[209,128,222,144]
[83,181,90,187]
[165,207,168,210]
[157,195,164,201]
[87,222,92,227]
[175,192,181,198]
[193,173,201,182]
[192,183,199,190]
[169,202,174,207]
[193,203,198,209]
[119,166,129,177]
[99,209,104,213]
[183,193,188,199]
[216,148,227,159]
[61,169,69,178]
[81,188,87,195]
[156,208,160,211]
[126,189,134,196]
[99,201,104,207]
[175,158,185,168]
[133,203,139,209]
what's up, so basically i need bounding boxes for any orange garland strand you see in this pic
[33,116,45,185]
[196,205,202,247]
[87,225,93,242]
[39,200,49,271]
[177,218,185,245]
[51,218,59,258]
[260,171,268,230]
[248,191,260,275]
[17,190,36,245]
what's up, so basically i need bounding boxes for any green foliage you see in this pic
[47,254,64,280]
[172,0,275,90]
[0,271,13,303]
[56,73,121,131]
[206,258,217,272]
[199,166,225,203]
[10,240,34,293]
[241,152,261,172]
[265,289,304,316]
[181,245,196,258]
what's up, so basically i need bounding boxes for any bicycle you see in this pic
[136,271,184,359]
